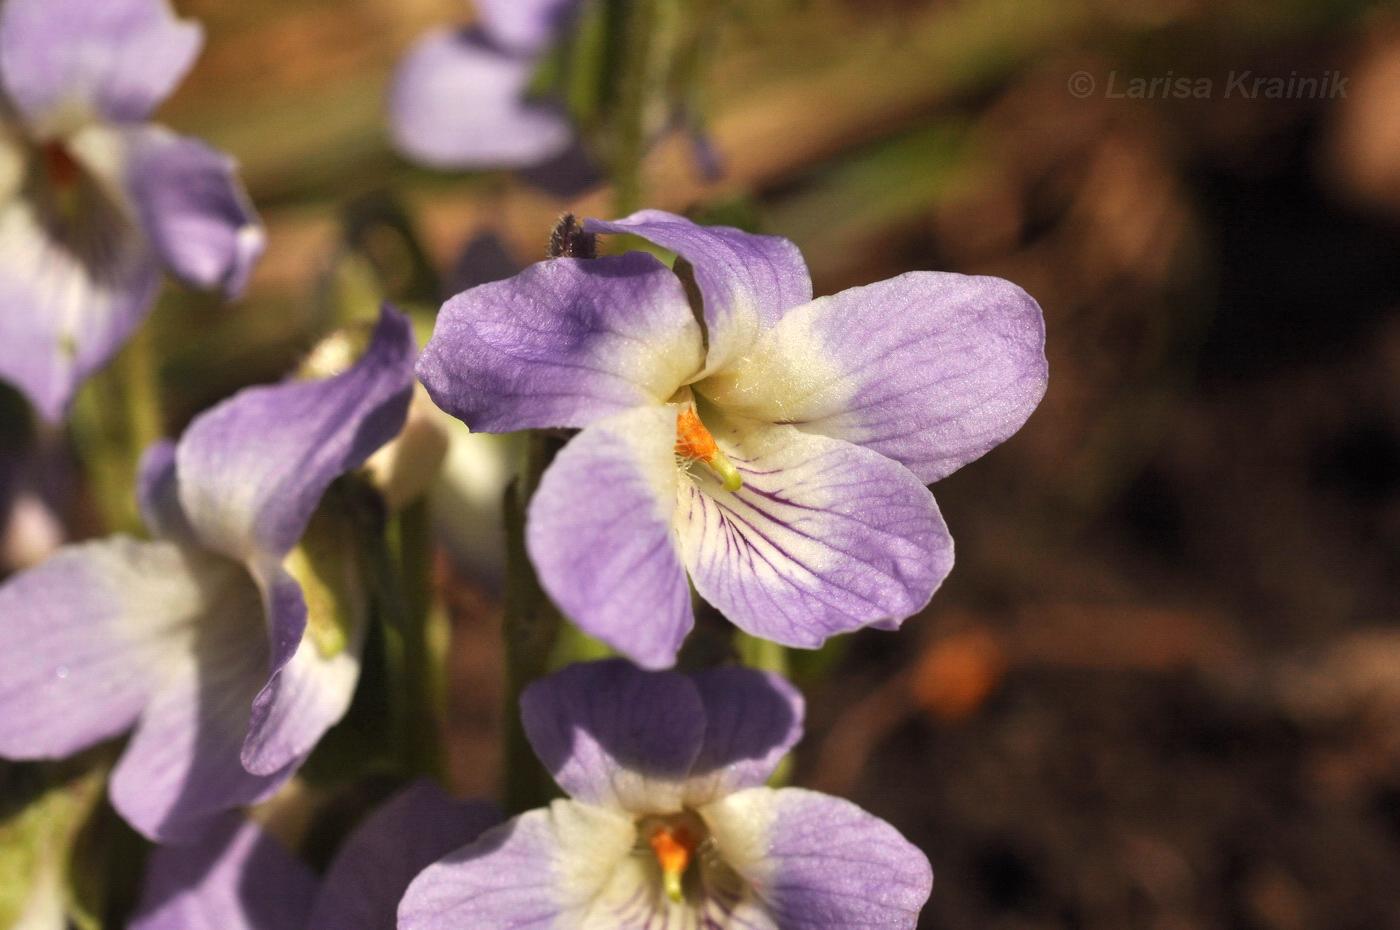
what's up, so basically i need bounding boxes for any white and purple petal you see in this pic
[399,799,639,930]
[308,781,503,930]
[677,419,951,648]
[0,537,189,759]
[418,253,702,433]
[125,127,264,297]
[389,28,572,170]
[0,183,160,423]
[685,667,804,804]
[108,549,295,843]
[520,659,704,811]
[701,271,1048,484]
[176,304,415,565]
[703,787,933,930]
[0,0,202,129]
[130,816,317,930]
[240,617,364,776]
[584,211,812,375]
[525,406,693,670]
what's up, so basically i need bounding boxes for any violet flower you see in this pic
[389,0,578,170]
[0,0,265,423]
[401,659,932,929]
[418,210,1048,668]
[130,781,502,930]
[0,307,416,842]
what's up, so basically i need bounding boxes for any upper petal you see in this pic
[0,180,160,423]
[389,28,573,169]
[109,557,298,842]
[176,304,415,564]
[474,0,578,53]
[308,781,504,930]
[684,667,804,804]
[677,418,952,648]
[701,271,1048,484]
[125,127,264,298]
[0,0,202,128]
[525,407,693,670]
[137,439,195,544]
[520,659,704,812]
[584,211,812,375]
[703,787,932,930]
[399,800,638,930]
[419,252,702,433]
[130,816,317,930]
[0,537,200,760]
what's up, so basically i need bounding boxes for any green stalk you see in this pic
[385,496,446,781]
[499,433,565,814]
[70,322,163,536]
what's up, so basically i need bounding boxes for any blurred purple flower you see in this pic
[389,0,578,171]
[0,307,415,842]
[418,210,1048,668]
[0,0,266,423]
[130,780,502,930]
[402,659,933,929]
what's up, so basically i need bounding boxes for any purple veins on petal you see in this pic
[421,209,1046,668]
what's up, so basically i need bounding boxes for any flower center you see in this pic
[639,811,706,904]
[674,407,742,492]
[41,140,82,192]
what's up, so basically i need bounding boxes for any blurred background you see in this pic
[7,0,1400,926]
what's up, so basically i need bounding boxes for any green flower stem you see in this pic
[384,496,447,781]
[499,433,565,814]
[70,322,164,537]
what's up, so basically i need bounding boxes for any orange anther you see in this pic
[675,407,720,464]
[649,824,698,902]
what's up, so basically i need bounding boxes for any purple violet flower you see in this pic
[401,658,933,929]
[130,780,503,930]
[389,0,578,170]
[0,0,265,423]
[0,307,416,842]
[417,210,1048,668]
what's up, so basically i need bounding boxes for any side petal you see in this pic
[473,0,578,54]
[584,211,813,375]
[418,252,702,433]
[389,29,572,169]
[399,800,639,930]
[0,0,202,128]
[677,420,952,648]
[125,127,264,298]
[520,659,704,812]
[176,304,416,565]
[239,613,362,776]
[684,668,804,804]
[701,271,1049,484]
[0,190,160,423]
[703,787,932,930]
[130,816,317,930]
[109,553,296,842]
[0,537,197,760]
[525,407,693,670]
[308,781,503,930]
